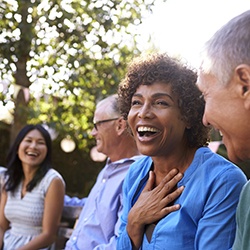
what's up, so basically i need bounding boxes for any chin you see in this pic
[227,139,250,163]
[137,146,151,156]
[227,150,244,164]
[96,146,102,153]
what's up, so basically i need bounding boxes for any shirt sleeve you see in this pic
[117,171,134,250]
[195,167,247,249]
[42,169,65,196]
[232,181,250,250]
[64,194,87,206]
[117,158,149,250]
[91,193,125,250]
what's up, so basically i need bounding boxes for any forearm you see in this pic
[126,210,145,249]
[17,232,56,250]
[127,225,144,249]
[0,227,4,249]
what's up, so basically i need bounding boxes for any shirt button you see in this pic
[102,179,106,183]
[73,236,77,241]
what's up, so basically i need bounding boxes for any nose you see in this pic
[202,112,210,127]
[29,141,37,148]
[90,127,97,136]
[138,103,153,119]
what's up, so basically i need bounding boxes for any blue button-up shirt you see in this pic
[117,147,247,250]
[65,155,142,250]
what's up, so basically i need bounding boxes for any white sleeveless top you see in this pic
[4,168,64,250]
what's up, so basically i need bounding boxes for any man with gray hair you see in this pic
[197,10,250,250]
[65,94,141,249]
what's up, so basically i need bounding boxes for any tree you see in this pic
[0,0,159,148]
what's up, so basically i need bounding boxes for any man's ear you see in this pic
[116,117,127,135]
[235,64,250,109]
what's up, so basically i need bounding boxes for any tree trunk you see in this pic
[10,88,29,144]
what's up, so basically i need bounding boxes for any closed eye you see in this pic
[24,139,32,143]
[199,93,206,102]
[199,94,204,99]
[38,140,46,145]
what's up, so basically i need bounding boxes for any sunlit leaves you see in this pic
[0,0,157,148]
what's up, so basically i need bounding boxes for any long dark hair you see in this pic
[5,124,52,192]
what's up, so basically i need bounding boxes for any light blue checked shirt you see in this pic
[65,155,142,250]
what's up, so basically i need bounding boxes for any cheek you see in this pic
[17,149,21,159]
[17,143,24,156]
[127,110,134,127]
[204,99,217,115]
[127,110,137,134]
[43,148,48,156]
[39,146,48,158]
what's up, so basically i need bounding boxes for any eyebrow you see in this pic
[25,136,45,141]
[133,92,174,101]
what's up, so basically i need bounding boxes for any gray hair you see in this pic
[96,94,120,117]
[201,10,250,85]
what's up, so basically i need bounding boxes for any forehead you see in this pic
[24,129,44,139]
[94,100,113,119]
[134,82,172,95]
[197,70,216,93]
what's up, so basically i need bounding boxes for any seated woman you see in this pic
[0,124,65,249]
[117,53,247,250]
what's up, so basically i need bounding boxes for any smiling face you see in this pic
[128,82,188,157]
[197,68,250,163]
[18,129,48,168]
[90,96,120,157]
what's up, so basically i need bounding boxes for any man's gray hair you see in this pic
[96,94,120,117]
[201,10,250,85]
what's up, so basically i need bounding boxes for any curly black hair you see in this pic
[118,53,210,148]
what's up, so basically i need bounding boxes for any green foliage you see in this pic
[0,0,159,148]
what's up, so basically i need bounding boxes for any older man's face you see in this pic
[197,68,250,163]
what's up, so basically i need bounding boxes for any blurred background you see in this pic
[0,0,249,198]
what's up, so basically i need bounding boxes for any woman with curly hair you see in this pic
[0,124,65,249]
[117,53,247,250]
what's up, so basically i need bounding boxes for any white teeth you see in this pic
[27,152,38,156]
[137,126,159,132]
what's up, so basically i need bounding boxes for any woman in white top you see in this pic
[0,124,65,249]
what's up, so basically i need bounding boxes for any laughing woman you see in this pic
[117,53,247,250]
[0,124,65,250]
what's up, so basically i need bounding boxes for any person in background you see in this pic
[196,10,250,250]
[116,53,247,250]
[0,167,6,202]
[0,124,65,249]
[65,94,141,249]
